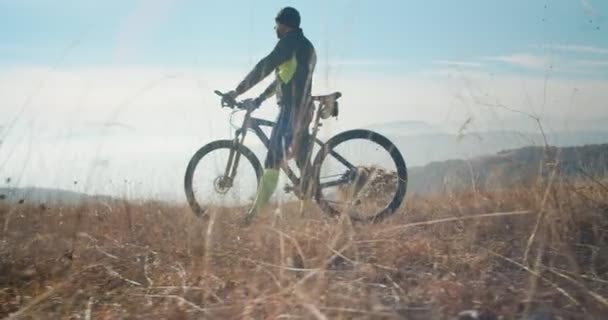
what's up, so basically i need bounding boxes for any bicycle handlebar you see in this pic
[214,90,244,109]
[215,89,343,112]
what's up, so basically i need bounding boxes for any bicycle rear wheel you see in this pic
[312,129,407,223]
[184,140,263,217]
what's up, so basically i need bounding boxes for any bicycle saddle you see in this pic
[313,92,341,119]
[312,92,342,101]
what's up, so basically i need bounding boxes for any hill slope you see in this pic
[0,187,114,205]
[408,143,608,196]
[377,129,608,167]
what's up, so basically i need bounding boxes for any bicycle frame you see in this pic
[222,102,357,199]
[185,91,407,221]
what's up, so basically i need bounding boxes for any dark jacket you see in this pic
[235,28,317,118]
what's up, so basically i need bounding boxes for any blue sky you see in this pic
[1,0,607,76]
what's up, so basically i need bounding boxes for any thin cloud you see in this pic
[484,54,608,76]
[433,60,484,68]
[237,56,399,68]
[545,44,608,55]
[573,59,608,68]
[86,121,137,131]
[484,54,552,69]
[327,59,399,66]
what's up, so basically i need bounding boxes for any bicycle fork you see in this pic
[221,112,252,188]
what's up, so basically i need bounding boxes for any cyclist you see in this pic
[225,6,317,222]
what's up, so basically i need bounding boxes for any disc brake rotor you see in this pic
[213,176,232,194]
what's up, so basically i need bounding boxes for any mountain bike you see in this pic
[184,90,408,223]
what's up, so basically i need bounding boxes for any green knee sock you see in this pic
[251,168,279,212]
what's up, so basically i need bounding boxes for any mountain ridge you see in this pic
[0,187,114,205]
[407,143,608,196]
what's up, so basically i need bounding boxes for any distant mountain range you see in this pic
[2,142,606,205]
[360,120,608,196]
[0,187,114,205]
[363,120,608,167]
[407,143,608,196]
[461,116,608,134]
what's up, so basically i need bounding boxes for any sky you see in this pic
[1,1,607,70]
[0,0,607,200]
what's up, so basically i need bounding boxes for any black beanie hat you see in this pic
[275,7,300,28]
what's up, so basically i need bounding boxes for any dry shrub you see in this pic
[0,176,607,319]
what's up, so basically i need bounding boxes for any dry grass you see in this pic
[0,178,607,319]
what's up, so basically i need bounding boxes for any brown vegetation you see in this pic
[1,176,607,319]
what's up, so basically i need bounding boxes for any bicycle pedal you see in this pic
[285,185,306,198]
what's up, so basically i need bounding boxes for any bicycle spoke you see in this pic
[327,148,356,171]
[319,172,346,180]
[314,131,405,221]
[187,144,259,211]
[318,177,351,190]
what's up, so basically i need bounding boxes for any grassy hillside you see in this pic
[1,176,607,319]
[408,143,608,197]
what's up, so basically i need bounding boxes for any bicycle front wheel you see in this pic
[184,140,263,217]
[312,129,407,223]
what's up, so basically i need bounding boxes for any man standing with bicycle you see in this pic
[225,6,317,222]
